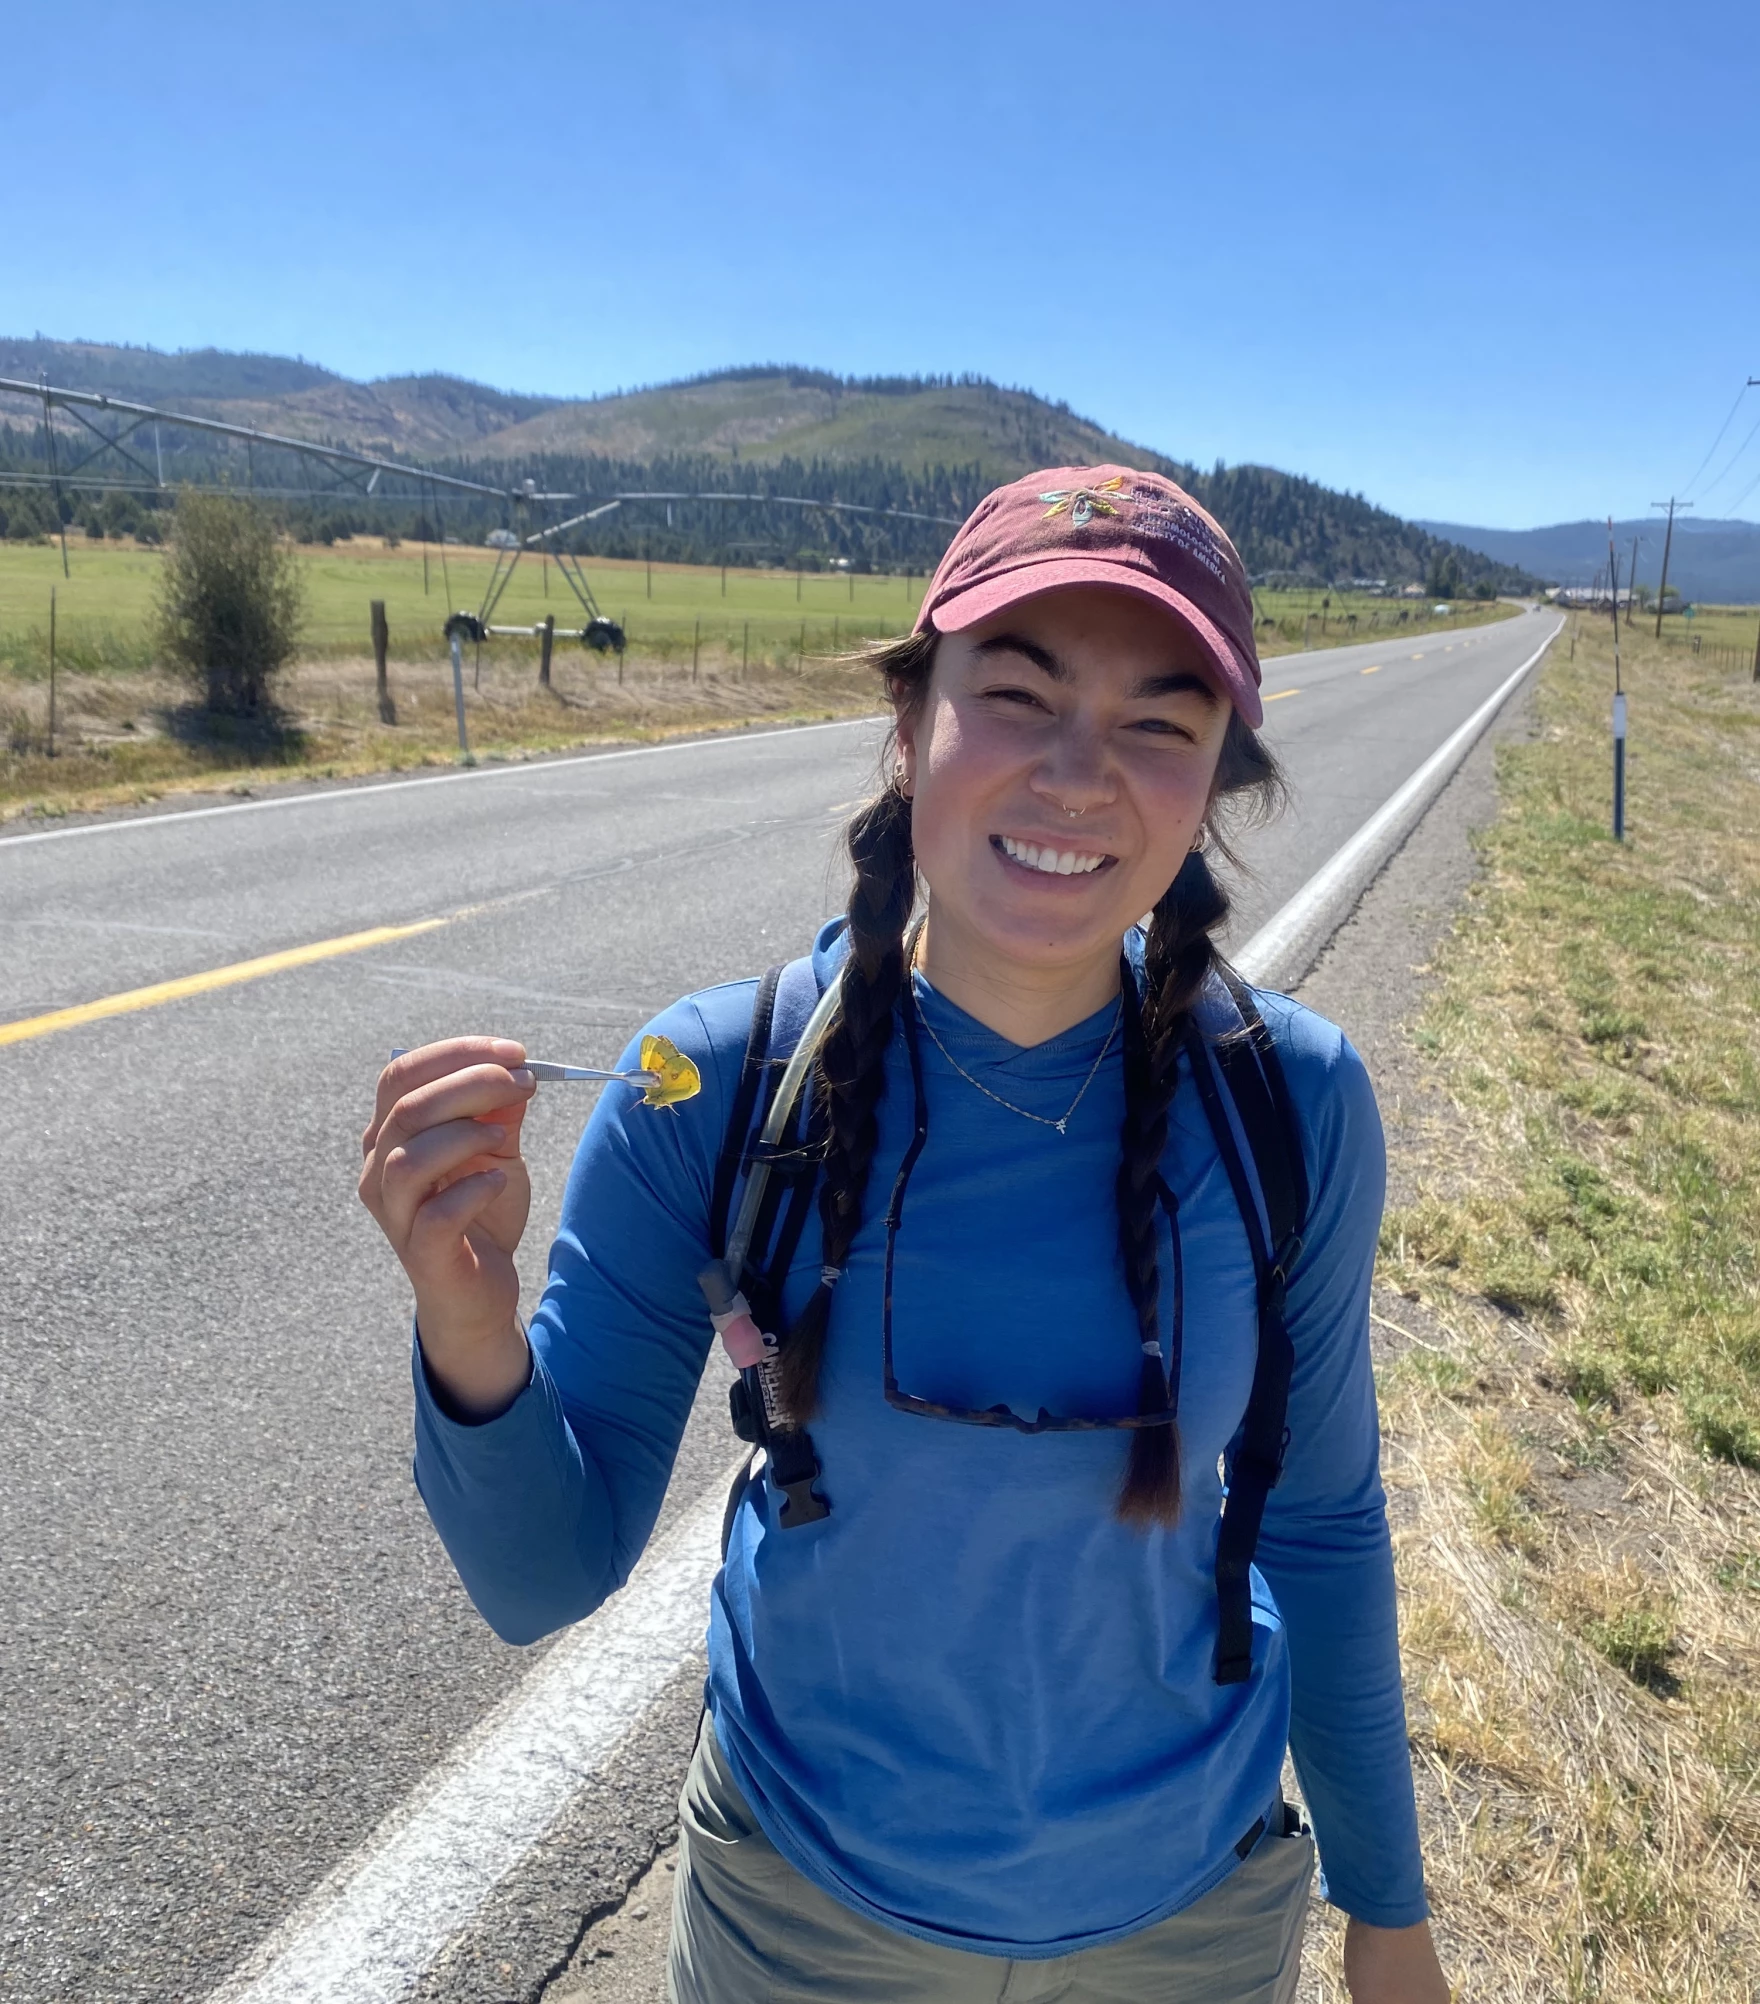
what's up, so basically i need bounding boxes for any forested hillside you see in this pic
[0,345,1535,590]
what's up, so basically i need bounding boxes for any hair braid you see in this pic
[776,787,916,1420]
[1114,850,1232,1528]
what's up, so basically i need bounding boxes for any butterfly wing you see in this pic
[638,1034,702,1108]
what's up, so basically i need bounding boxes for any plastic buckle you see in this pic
[776,1474,830,1527]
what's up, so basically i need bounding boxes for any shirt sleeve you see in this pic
[1250,1001,1428,1929]
[409,988,744,1646]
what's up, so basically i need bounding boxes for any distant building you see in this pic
[485,528,519,549]
[1548,584,1634,609]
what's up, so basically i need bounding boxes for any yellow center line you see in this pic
[1360,664,1383,675]
[1264,688,1302,702]
[1410,651,1425,659]
[0,917,451,1049]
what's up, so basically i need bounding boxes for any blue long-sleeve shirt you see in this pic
[412,920,1427,1953]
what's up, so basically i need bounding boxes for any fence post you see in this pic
[371,600,395,723]
[47,587,57,757]
[799,618,806,669]
[619,614,626,686]
[539,613,554,689]
[693,617,700,681]
[447,629,473,764]
[743,620,750,677]
[1753,621,1760,682]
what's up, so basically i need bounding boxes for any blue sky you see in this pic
[5,0,1757,529]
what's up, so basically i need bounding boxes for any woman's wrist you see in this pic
[416,1313,532,1423]
[1342,1915,1449,2004]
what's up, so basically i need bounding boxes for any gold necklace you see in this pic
[911,982,1122,1137]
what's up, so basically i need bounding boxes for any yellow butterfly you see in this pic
[639,1034,702,1109]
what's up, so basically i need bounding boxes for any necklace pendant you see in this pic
[1055,1117,1068,1136]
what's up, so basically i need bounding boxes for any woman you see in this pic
[359,466,1450,2003]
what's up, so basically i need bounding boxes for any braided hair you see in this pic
[780,628,1284,1533]
[774,779,917,1421]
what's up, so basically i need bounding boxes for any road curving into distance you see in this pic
[0,609,1559,2003]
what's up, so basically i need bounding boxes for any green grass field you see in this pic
[0,539,930,678]
[0,533,1518,682]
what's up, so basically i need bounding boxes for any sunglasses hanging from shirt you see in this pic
[696,943,1307,1686]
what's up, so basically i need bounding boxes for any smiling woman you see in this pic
[358,465,1450,2004]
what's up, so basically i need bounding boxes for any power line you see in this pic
[1680,380,1753,498]
[1690,408,1760,506]
[1723,458,1760,516]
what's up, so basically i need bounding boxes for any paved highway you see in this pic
[0,609,1550,2002]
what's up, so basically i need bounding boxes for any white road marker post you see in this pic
[1606,518,1626,842]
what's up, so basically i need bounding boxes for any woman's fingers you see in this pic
[364,1057,534,1160]
[406,1168,512,1271]
[359,1039,535,1328]
[372,1114,511,1244]
[364,1040,528,1155]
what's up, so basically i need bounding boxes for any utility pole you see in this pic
[1651,498,1692,638]
[1626,534,1641,627]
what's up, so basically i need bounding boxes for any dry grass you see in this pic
[0,643,880,825]
[1321,623,1760,1998]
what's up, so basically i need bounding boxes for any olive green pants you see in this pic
[668,1719,1314,2004]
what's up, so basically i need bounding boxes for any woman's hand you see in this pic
[1343,1916,1450,2004]
[359,1038,537,1416]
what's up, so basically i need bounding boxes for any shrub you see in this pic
[154,490,304,715]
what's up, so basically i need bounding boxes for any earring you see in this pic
[893,760,913,800]
[1190,822,1211,854]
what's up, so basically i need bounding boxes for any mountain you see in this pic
[1420,516,1760,605]
[0,338,1535,588]
[0,337,559,457]
[0,335,342,403]
[475,368,1159,477]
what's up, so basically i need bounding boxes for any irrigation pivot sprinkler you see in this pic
[0,379,965,701]
[1606,519,1625,842]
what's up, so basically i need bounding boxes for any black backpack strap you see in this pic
[1217,970,1309,1247]
[1185,980,1308,1686]
[714,956,834,1550]
[709,964,782,1262]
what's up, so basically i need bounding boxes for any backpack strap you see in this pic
[710,957,838,1549]
[1184,977,1308,1686]
[709,964,781,1262]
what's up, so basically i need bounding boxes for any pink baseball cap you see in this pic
[915,465,1263,728]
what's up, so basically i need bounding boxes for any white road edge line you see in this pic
[0,714,881,850]
[1234,617,1563,989]
[201,616,1557,2004]
[206,1485,728,2004]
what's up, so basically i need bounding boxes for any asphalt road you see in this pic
[0,608,1551,2002]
